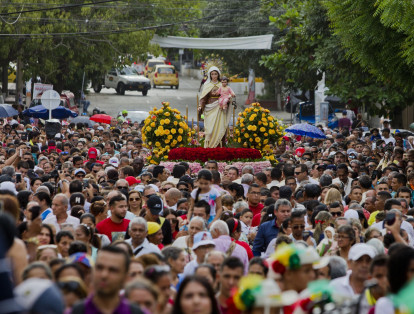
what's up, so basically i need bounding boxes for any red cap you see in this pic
[125,176,141,186]
[88,147,98,159]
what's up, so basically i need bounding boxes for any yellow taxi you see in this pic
[151,65,179,89]
[144,59,165,77]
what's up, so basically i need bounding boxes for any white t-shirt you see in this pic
[191,187,221,216]
[43,214,80,233]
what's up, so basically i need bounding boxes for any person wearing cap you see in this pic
[125,217,160,257]
[73,168,87,181]
[329,243,376,299]
[85,147,104,165]
[96,194,130,242]
[147,221,164,250]
[125,176,140,188]
[183,231,216,277]
[143,195,172,245]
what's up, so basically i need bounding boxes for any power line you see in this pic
[0,0,272,38]
[0,0,125,16]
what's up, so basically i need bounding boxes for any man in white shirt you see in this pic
[382,128,396,145]
[125,217,160,257]
[332,163,352,196]
[330,243,376,298]
[44,193,79,232]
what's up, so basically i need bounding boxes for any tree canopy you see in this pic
[260,0,414,118]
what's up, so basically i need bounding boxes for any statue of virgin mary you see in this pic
[199,66,231,148]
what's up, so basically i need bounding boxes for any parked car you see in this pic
[150,65,179,89]
[295,101,338,129]
[30,90,79,113]
[93,66,151,96]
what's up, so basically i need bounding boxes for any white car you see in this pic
[94,66,151,96]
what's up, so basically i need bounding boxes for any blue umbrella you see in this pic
[23,105,78,120]
[70,115,96,127]
[286,123,326,139]
[0,104,18,118]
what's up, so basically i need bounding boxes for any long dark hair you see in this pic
[194,170,212,202]
[388,246,414,293]
[172,275,220,314]
[77,224,101,249]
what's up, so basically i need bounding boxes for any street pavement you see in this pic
[86,76,292,123]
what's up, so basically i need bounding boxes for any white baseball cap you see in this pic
[348,243,376,261]
[108,157,119,168]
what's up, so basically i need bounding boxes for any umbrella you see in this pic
[285,123,326,139]
[0,104,18,118]
[22,105,78,120]
[90,114,112,124]
[70,116,96,128]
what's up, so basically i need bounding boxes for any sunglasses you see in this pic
[61,151,69,155]
[76,174,85,178]
[117,186,128,190]
[179,188,189,192]
[294,171,303,175]
[57,281,82,292]
[129,197,141,201]
[330,211,342,217]
[292,225,305,230]
[162,188,171,192]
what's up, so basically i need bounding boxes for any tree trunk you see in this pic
[1,60,8,97]
[15,56,23,106]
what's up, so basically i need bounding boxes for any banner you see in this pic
[33,83,53,99]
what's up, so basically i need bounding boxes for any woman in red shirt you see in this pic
[225,218,253,260]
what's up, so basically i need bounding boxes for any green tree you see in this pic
[260,0,414,119]
[0,0,202,100]
[198,0,279,79]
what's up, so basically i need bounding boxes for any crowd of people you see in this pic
[1,113,414,314]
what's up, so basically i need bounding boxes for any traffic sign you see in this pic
[41,90,60,120]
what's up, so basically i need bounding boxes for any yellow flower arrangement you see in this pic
[234,103,285,164]
[142,102,191,164]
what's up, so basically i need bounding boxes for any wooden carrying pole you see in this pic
[233,105,235,136]
[197,95,200,142]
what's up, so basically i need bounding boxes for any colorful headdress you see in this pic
[229,275,298,311]
[270,244,302,274]
[270,243,320,275]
